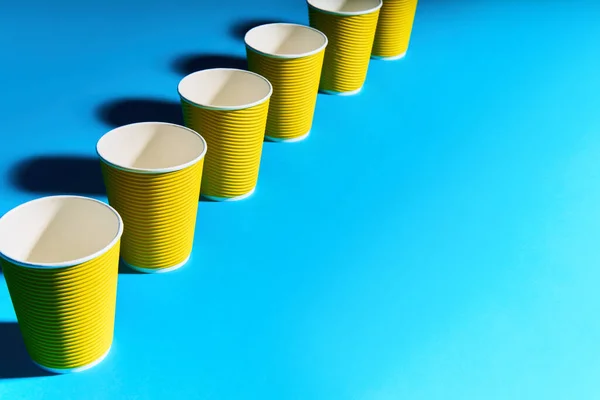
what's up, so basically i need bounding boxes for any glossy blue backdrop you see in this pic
[1,0,600,399]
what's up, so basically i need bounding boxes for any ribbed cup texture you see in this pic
[308,6,380,93]
[372,0,418,58]
[181,100,270,199]
[1,242,120,371]
[101,161,203,271]
[246,48,325,141]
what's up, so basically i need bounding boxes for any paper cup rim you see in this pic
[96,121,208,174]
[306,0,382,16]
[178,68,273,111]
[0,195,124,269]
[244,23,328,59]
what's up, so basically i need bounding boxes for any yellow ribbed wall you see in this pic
[308,6,380,93]
[246,48,325,141]
[1,241,120,371]
[101,161,203,271]
[372,0,418,58]
[181,99,270,199]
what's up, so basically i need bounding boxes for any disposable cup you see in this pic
[178,68,272,200]
[97,122,207,273]
[0,195,123,373]
[307,0,382,95]
[245,23,327,142]
[372,0,419,60]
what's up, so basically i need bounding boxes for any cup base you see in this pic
[202,187,255,202]
[265,130,310,143]
[319,87,362,96]
[123,254,190,274]
[33,345,112,374]
[371,51,407,61]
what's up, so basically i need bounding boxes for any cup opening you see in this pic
[245,23,328,58]
[307,0,382,15]
[178,68,272,110]
[0,196,123,268]
[96,122,207,173]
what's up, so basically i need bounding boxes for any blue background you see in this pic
[1,0,600,399]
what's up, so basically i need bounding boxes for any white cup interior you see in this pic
[0,196,122,267]
[308,0,382,14]
[245,23,327,58]
[96,122,207,172]
[178,68,272,110]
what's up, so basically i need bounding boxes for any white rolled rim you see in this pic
[306,0,383,16]
[96,121,208,174]
[244,23,328,59]
[0,195,124,269]
[178,68,273,111]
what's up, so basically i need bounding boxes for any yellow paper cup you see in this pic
[307,0,382,95]
[97,122,207,273]
[178,68,272,200]
[0,195,123,373]
[372,0,419,60]
[245,23,327,142]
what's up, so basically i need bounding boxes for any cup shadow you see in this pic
[10,155,106,196]
[118,260,144,275]
[0,322,54,379]
[199,195,217,202]
[96,98,184,128]
[172,54,247,76]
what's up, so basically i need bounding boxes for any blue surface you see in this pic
[1,0,600,399]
